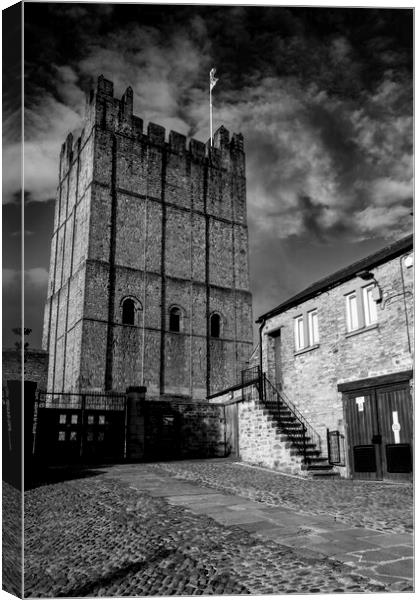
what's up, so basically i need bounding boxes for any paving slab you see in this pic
[236,520,282,533]
[385,544,414,557]
[375,558,413,578]
[351,548,405,563]
[204,510,268,526]
[317,527,384,540]
[167,493,237,506]
[363,532,413,547]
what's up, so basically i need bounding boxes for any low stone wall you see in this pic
[125,394,233,461]
[145,399,227,459]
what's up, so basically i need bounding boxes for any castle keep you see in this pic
[43,76,253,398]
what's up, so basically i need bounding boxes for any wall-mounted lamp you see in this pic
[404,254,413,269]
[356,270,383,303]
[356,270,374,281]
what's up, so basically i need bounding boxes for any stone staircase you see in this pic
[259,377,339,479]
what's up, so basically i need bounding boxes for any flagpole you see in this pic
[209,68,218,146]
[210,76,213,146]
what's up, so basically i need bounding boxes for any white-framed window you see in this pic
[308,310,319,346]
[294,315,305,350]
[362,284,378,327]
[346,292,359,332]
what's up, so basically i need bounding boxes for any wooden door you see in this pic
[344,381,412,481]
[376,383,412,481]
[344,389,382,480]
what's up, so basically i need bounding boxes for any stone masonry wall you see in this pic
[261,251,414,462]
[142,398,228,459]
[44,76,253,397]
[237,385,304,475]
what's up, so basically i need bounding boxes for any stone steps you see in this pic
[261,382,339,479]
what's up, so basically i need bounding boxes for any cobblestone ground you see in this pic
[2,482,22,597]
[24,472,394,597]
[151,460,413,534]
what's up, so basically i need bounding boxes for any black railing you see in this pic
[261,375,322,463]
[327,429,345,465]
[241,365,261,387]
[37,391,126,411]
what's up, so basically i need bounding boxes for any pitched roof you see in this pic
[256,234,413,323]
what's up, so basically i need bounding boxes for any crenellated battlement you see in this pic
[59,75,245,170]
[60,75,245,175]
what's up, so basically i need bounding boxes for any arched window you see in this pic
[210,313,221,338]
[122,298,135,325]
[169,307,181,332]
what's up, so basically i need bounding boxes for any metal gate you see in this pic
[343,380,413,481]
[34,392,127,464]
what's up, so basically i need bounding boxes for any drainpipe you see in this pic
[399,254,412,355]
[258,317,266,401]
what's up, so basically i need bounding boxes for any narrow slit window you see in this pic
[169,307,181,332]
[122,298,135,325]
[210,314,221,338]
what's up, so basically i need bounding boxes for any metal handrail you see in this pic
[262,375,322,461]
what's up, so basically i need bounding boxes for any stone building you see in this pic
[257,235,413,480]
[43,75,253,398]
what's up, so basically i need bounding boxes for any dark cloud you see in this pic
[297,195,330,243]
[13,6,413,243]
[2,4,413,346]
[2,268,48,348]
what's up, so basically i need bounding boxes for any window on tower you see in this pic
[210,313,221,338]
[122,298,135,325]
[169,307,181,332]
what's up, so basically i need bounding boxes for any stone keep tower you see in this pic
[43,75,253,398]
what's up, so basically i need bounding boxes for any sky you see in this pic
[2,1,413,348]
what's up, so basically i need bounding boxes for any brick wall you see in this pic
[44,75,253,397]
[261,251,414,462]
